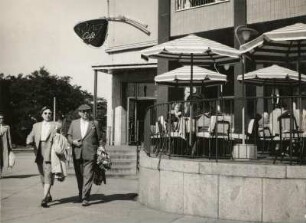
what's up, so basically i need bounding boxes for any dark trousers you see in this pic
[73,155,95,201]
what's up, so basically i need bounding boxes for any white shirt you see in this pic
[80,119,89,138]
[41,121,51,141]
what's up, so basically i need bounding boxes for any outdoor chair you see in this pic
[212,119,231,159]
[258,124,274,155]
[257,112,274,154]
[196,114,232,159]
[245,119,256,143]
[168,117,187,155]
[151,116,169,156]
[195,114,215,157]
[274,111,303,164]
[245,114,265,146]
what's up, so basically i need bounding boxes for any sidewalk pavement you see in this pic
[1,150,250,223]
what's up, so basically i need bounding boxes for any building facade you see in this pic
[94,0,306,146]
[93,0,159,145]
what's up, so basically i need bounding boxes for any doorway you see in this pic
[127,97,155,145]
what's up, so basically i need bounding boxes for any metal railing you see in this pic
[143,95,306,165]
[175,0,228,11]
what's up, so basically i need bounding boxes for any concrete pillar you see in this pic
[233,0,246,133]
[156,0,171,104]
[106,70,114,145]
[111,74,127,145]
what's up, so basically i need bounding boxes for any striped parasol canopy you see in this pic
[240,23,306,64]
[141,34,241,65]
[155,65,227,86]
[237,65,306,86]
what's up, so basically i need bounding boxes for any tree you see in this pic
[1,67,107,145]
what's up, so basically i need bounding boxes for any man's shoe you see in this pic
[41,199,49,208]
[82,200,89,207]
[47,195,52,202]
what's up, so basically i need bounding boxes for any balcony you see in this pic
[175,0,229,11]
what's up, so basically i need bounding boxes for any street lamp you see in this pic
[234,25,258,46]
[234,25,258,145]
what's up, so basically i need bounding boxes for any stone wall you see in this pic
[138,151,306,222]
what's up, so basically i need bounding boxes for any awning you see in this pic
[92,63,157,72]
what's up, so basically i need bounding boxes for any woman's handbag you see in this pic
[8,151,16,168]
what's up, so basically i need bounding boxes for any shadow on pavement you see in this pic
[90,193,138,205]
[51,195,81,206]
[51,193,138,206]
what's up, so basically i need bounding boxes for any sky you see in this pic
[0,0,111,98]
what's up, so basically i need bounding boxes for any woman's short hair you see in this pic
[40,106,52,115]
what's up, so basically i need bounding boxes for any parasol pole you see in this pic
[53,97,56,122]
[297,40,302,130]
[242,55,246,145]
[189,53,194,147]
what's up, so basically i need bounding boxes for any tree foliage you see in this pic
[0,67,107,145]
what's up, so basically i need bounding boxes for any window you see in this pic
[176,0,228,11]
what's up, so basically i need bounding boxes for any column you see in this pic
[106,70,114,145]
[156,0,171,104]
[233,0,247,133]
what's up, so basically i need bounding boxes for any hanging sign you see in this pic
[74,19,108,47]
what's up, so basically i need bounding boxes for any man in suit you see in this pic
[67,104,102,206]
[26,106,58,208]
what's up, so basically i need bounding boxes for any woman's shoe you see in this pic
[41,199,49,208]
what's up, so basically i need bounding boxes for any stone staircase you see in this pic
[105,145,138,177]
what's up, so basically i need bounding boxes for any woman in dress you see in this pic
[0,113,12,178]
[26,106,58,207]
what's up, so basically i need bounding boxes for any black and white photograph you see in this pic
[1,0,306,222]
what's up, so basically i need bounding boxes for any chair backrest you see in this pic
[258,112,269,126]
[196,114,211,132]
[156,116,167,134]
[246,118,261,143]
[278,112,298,134]
[247,119,255,136]
[270,108,286,135]
[258,126,272,138]
[214,120,230,136]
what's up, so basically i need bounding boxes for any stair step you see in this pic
[108,152,137,156]
[109,155,137,159]
[105,173,137,177]
[106,169,136,174]
[104,146,138,176]
[111,161,136,166]
[107,149,136,152]
[110,165,136,169]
